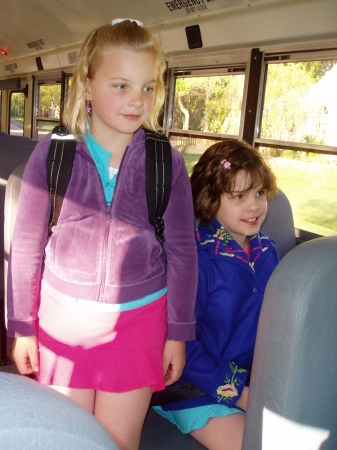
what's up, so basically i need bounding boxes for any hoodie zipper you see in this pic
[97,144,130,302]
[98,204,112,302]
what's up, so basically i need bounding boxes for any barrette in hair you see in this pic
[111,18,143,26]
[220,159,231,169]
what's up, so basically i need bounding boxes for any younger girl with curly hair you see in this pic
[154,139,279,450]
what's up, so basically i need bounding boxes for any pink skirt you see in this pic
[37,280,167,393]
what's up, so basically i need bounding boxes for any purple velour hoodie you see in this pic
[7,128,197,341]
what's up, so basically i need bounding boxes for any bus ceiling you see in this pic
[0,0,337,77]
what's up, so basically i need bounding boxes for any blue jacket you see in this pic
[163,217,279,410]
[7,128,198,340]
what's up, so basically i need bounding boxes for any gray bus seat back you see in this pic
[242,235,337,450]
[0,372,118,449]
[0,138,36,299]
[4,163,26,312]
[261,189,296,259]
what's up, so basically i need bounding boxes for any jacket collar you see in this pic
[196,217,273,270]
[76,126,146,160]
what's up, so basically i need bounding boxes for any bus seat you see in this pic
[0,137,36,302]
[0,135,38,149]
[261,189,296,259]
[3,163,26,283]
[242,235,337,450]
[0,372,118,449]
[1,141,36,365]
[140,407,206,449]
[3,163,27,339]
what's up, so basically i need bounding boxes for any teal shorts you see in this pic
[153,404,244,434]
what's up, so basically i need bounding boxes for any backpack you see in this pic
[47,125,172,245]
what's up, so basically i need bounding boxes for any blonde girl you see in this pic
[8,19,197,450]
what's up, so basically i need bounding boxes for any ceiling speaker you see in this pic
[185,25,203,49]
[36,56,44,71]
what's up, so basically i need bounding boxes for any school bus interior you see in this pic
[2,161,337,448]
[1,0,337,448]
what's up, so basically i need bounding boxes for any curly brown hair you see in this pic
[191,139,278,224]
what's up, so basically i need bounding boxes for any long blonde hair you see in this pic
[62,21,167,137]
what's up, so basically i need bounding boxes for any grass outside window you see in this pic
[181,150,337,236]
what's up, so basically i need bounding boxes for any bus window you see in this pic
[36,83,61,140]
[257,58,337,237]
[9,91,25,136]
[169,68,246,173]
[66,75,73,95]
[260,60,337,146]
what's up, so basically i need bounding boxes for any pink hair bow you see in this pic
[220,159,231,169]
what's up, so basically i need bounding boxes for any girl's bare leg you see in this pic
[191,413,245,450]
[94,387,153,450]
[49,386,95,414]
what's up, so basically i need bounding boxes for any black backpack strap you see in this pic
[144,129,172,246]
[47,125,76,235]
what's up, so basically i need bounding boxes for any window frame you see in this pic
[254,48,337,155]
[8,90,26,136]
[32,71,72,140]
[165,64,248,142]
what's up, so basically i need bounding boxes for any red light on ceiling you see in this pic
[1,49,8,55]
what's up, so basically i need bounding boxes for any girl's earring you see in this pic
[86,100,92,115]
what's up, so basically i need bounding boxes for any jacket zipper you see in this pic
[97,144,130,302]
[98,205,112,302]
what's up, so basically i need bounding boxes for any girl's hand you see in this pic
[235,385,249,411]
[162,340,186,386]
[12,336,39,375]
